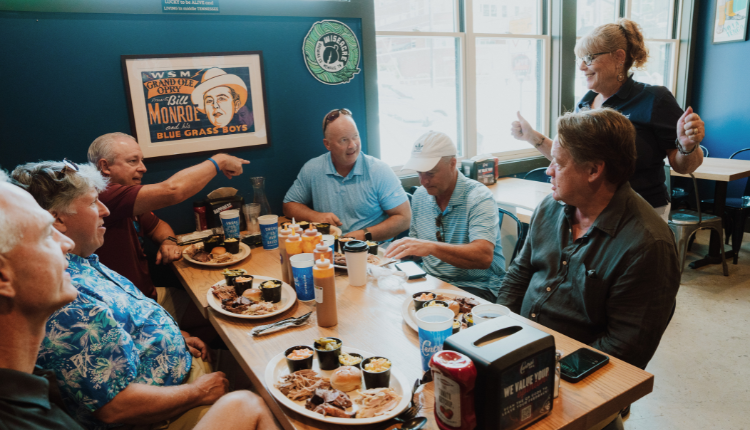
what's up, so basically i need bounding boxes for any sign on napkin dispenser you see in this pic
[203,196,246,231]
[444,317,556,430]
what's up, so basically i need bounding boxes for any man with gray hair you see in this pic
[11,161,278,430]
[0,170,84,429]
[88,132,248,338]
[385,131,505,302]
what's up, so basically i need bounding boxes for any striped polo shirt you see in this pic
[410,172,505,295]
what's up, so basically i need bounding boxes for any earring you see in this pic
[617,63,625,82]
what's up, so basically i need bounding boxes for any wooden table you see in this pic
[487,178,553,223]
[173,246,654,430]
[671,157,750,268]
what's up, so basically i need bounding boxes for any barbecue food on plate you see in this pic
[210,283,277,315]
[330,366,362,392]
[274,369,332,401]
[211,284,236,302]
[454,297,481,314]
[305,388,354,418]
[354,388,402,418]
[333,252,381,266]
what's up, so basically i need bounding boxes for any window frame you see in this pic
[374,0,691,176]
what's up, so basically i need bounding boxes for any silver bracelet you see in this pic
[675,138,696,156]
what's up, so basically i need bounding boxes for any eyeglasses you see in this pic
[575,52,610,67]
[322,108,352,134]
[435,213,445,243]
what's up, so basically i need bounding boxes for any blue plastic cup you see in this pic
[290,253,315,301]
[416,306,454,372]
[258,215,279,250]
[219,209,241,239]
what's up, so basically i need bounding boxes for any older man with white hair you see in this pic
[0,170,84,429]
[11,161,278,430]
[385,132,505,302]
[88,133,248,342]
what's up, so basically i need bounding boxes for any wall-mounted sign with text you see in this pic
[303,20,361,85]
[162,0,220,14]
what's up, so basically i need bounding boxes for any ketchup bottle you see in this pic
[429,350,477,430]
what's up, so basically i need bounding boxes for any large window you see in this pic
[374,0,548,170]
[574,0,679,102]
[375,0,685,171]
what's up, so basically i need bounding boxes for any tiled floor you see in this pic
[626,230,749,429]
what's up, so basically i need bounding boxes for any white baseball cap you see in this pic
[401,131,457,172]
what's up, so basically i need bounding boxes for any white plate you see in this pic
[183,242,251,267]
[332,248,395,270]
[400,289,492,332]
[206,276,296,319]
[265,346,411,425]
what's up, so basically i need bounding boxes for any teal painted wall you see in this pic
[0,10,370,234]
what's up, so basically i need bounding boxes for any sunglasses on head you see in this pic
[44,158,79,180]
[322,108,352,134]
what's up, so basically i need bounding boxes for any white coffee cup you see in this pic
[342,240,369,287]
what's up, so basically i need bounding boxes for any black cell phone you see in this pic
[559,348,610,383]
[395,261,427,279]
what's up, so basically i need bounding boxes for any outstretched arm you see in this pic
[133,154,250,216]
[511,111,552,160]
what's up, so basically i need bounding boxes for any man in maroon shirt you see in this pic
[88,132,249,328]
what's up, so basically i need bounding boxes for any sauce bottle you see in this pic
[429,350,477,430]
[301,227,322,253]
[278,227,292,285]
[313,258,337,327]
[313,241,333,265]
[289,218,303,236]
[284,233,302,287]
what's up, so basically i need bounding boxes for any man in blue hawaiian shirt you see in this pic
[12,161,278,430]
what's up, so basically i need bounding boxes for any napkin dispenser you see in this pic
[444,317,556,430]
[461,158,496,185]
[202,196,246,231]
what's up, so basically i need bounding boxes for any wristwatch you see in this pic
[363,228,372,241]
[675,138,697,156]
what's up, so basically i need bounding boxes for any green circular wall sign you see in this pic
[303,20,361,85]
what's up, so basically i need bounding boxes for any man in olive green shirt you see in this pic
[497,108,680,371]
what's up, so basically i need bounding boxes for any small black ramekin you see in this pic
[260,279,282,303]
[285,345,314,373]
[361,356,392,389]
[314,337,343,371]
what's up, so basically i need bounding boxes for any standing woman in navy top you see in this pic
[511,18,705,220]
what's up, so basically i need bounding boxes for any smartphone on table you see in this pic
[559,348,610,383]
[395,261,427,279]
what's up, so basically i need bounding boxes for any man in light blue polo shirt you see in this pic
[385,132,504,301]
[283,108,410,241]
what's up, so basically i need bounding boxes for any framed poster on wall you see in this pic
[121,51,270,159]
[713,0,750,44]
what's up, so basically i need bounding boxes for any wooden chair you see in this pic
[668,173,728,276]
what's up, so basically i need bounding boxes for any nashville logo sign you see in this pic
[303,20,361,85]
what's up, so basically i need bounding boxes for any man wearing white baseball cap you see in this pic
[385,131,505,301]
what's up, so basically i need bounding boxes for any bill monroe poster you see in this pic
[122,52,270,159]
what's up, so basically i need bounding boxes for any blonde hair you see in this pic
[557,107,637,185]
[575,18,649,76]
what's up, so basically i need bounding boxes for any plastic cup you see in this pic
[343,240,369,287]
[219,209,241,239]
[290,253,315,301]
[472,304,510,325]
[258,215,279,250]
[243,203,261,235]
[415,306,454,372]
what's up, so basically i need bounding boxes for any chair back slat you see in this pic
[729,148,750,197]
